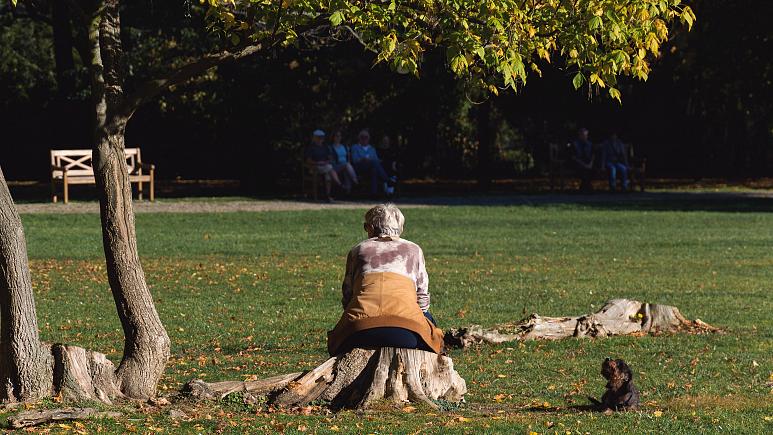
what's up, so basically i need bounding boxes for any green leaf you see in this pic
[474,47,486,60]
[589,16,602,30]
[609,87,622,103]
[450,54,468,75]
[572,72,585,90]
[330,10,345,26]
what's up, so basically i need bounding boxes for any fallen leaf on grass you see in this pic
[653,410,664,418]
[402,405,416,413]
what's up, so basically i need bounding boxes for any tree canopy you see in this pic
[206,0,695,101]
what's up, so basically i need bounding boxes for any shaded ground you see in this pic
[14,190,773,214]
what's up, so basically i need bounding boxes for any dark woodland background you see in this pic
[1,0,771,192]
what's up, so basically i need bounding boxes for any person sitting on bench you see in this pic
[304,129,342,202]
[351,130,394,197]
[572,127,595,192]
[601,132,630,192]
[329,130,359,194]
[327,204,443,356]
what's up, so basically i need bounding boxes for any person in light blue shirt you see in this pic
[329,130,359,193]
[351,129,394,196]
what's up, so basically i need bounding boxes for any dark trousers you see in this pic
[355,160,389,194]
[575,164,594,192]
[338,311,437,353]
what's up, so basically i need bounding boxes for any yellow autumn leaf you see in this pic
[653,410,664,417]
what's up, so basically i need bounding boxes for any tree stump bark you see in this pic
[445,298,720,348]
[185,348,467,410]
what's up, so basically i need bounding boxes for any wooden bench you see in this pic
[50,148,155,203]
[548,142,646,192]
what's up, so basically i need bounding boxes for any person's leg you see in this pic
[328,167,341,187]
[373,161,389,183]
[345,163,359,184]
[617,163,629,191]
[606,163,617,191]
[336,166,351,192]
[423,311,437,326]
[341,327,419,353]
[324,176,332,198]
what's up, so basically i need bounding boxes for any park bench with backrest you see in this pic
[50,148,155,203]
[548,142,646,192]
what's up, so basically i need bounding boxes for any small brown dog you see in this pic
[589,357,640,412]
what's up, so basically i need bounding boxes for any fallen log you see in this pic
[7,407,122,429]
[184,347,467,410]
[444,298,720,348]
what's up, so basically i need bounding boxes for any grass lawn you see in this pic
[3,199,772,433]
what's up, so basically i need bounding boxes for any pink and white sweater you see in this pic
[341,237,430,312]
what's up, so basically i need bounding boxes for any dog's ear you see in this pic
[617,360,633,381]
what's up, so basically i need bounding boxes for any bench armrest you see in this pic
[51,165,67,172]
[138,162,155,171]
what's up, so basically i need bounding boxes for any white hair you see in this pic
[364,203,404,238]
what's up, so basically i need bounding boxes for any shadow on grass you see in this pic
[394,191,773,213]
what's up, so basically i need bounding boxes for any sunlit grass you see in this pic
[4,202,772,433]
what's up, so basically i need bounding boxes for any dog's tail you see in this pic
[588,396,602,406]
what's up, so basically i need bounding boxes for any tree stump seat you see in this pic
[185,347,466,410]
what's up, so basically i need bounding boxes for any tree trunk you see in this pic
[0,168,54,402]
[0,167,125,404]
[85,0,170,399]
[92,98,170,402]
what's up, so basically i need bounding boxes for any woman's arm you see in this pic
[415,247,430,312]
[341,249,355,309]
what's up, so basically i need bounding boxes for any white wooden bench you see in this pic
[50,148,155,203]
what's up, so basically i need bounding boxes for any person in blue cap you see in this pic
[304,129,342,201]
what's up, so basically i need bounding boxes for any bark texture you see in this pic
[185,348,467,410]
[7,407,122,429]
[445,299,720,348]
[86,0,170,399]
[0,168,53,402]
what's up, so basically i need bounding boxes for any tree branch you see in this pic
[117,42,264,120]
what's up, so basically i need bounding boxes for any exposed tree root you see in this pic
[7,407,122,429]
[1,344,122,407]
[185,347,467,410]
[444,299,721,348]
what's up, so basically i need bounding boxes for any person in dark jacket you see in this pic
[572,128,595,192]
[601,132,630,192]
[304,129,341,201]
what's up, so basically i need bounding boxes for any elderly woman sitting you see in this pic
[327,204,443,356]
